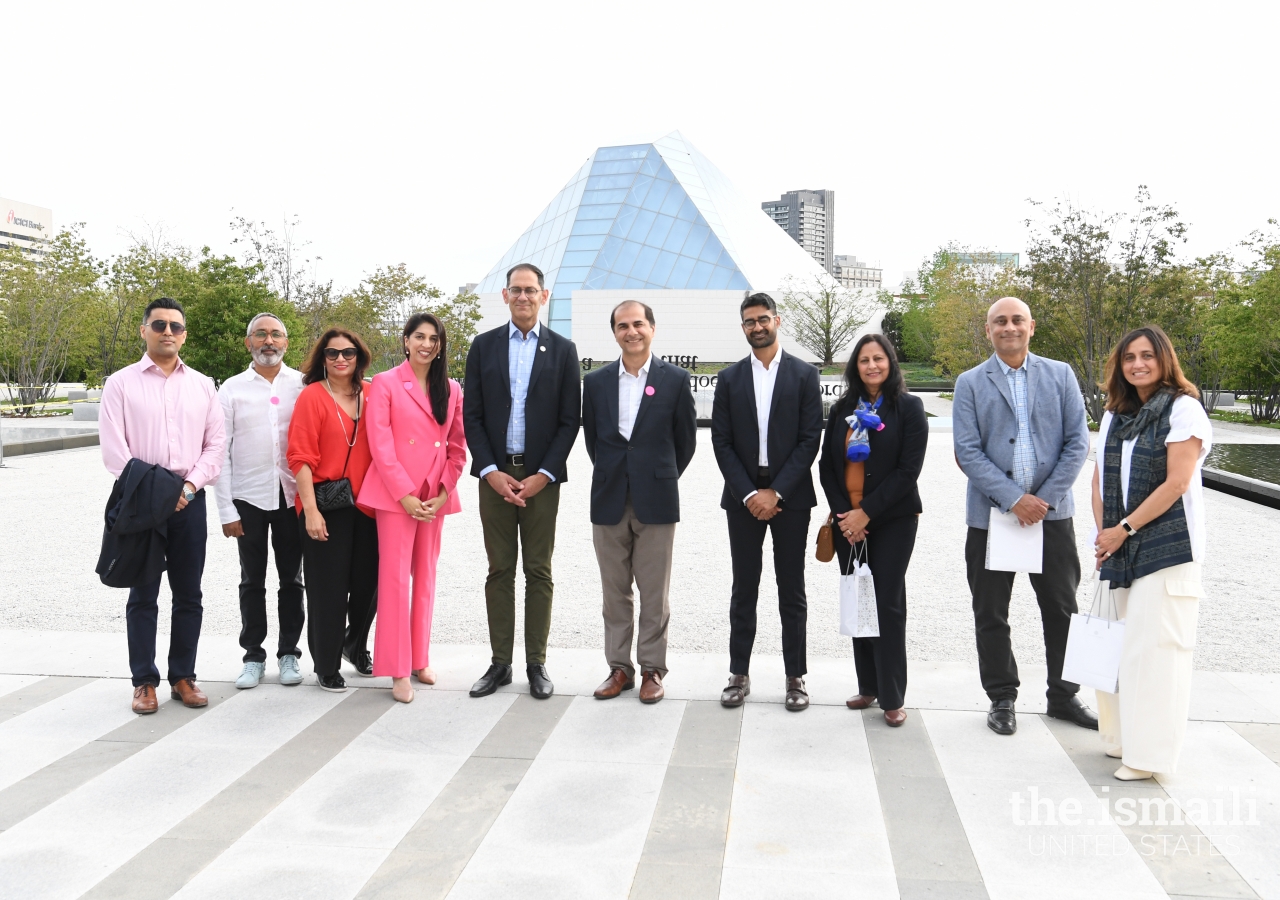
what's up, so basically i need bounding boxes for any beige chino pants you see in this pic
[1095,560,1203,774]
[593,500,676,678]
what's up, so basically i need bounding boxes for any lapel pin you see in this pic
[539,345,546,352]
[645,386,655,396]
[404,382,413,390]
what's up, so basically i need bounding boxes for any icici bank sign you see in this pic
[7,210,44,231]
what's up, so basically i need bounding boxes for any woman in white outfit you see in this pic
[1091,324,1212,781]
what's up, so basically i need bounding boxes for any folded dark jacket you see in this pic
[96,458,185,588]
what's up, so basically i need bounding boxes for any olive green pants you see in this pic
[478,464,560,666]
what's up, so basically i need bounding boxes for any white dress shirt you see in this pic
[214,363,305,525]
[750,352,780,466]
[617,354,652,440]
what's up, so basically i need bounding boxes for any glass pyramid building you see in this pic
[475,132,825,337]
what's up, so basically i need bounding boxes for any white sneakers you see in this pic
[235,662,265,689]
[279,655,303,686]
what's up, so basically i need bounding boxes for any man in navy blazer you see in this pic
[583,301,697,704]
[952,296,1096,736]
[711,292,824,711]
[462,263,581,701]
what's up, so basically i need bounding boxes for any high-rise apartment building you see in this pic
[833,255,882,291]
[761,189,834,274]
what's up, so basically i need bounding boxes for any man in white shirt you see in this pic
[215,314,307,689]
[581,301,697,703]
[711,293,824,712]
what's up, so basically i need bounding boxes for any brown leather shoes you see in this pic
[171,678,208,708]
[785,677,809,712]
[846,694,877,710]
[639,669,664,704]
[721,674,750,708]
[593,668,634,699]
[132,684,158,714]
[884,708,907,727]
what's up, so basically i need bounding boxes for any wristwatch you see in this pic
[183,486,196,502]
[1120,518,1137,535]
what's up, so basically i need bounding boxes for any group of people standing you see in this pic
[96,263,1212,783]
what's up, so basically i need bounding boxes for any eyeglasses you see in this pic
[251,330,287,341]
[741,315,776,329]
[506,286,543,298]
[323,347,358,360]
[147,319,186,335]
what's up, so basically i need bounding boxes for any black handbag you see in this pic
[315,387,359,512]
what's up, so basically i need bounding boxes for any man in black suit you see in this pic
[463,263,581,699]
[711,292,824,711]
[583,301,697,705]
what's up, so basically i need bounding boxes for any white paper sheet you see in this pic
[985,508,1044,573]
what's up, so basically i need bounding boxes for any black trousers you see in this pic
[834,514,917,711]
[234,488,305,664]
[965,518,1081,704]
[126,490,207,688]
[726,473,810,677]
[299,506,378,677]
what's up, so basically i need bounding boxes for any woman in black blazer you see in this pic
[818,333,928,727]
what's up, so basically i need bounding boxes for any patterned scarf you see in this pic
[845,395,885,463]
[1099,388,1193,588]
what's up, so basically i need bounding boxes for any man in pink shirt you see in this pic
[100,298,225,714]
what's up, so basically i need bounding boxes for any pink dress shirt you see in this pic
[99,353,226,491]
[358,364,466,515]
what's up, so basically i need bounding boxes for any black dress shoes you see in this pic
[988,698,1016,735]
[344,650,374,677]
[784,677,809,712]
[1046,695,1100,730]
[527,664,554,699]
[317,673,347,693]
[469,664,513,698]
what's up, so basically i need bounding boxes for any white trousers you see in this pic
[1095,560,1203,774]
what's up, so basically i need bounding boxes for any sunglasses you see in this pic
[147,319,186,335]
[323,347,359,360]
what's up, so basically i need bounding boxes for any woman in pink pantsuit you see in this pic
[358,313,466,704]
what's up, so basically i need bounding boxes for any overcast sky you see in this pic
[3,1,1276,292]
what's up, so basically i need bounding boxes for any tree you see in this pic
[178,250,298,385]
[1024,187,1192,422]
[0,226,103,410]
[345,264,444,373]
[84,230,194,386]
[1207,237,1280,421]
[778,273,876,367]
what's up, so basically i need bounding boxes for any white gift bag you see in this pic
[1061,577,1125,693]
[839,541,879,638]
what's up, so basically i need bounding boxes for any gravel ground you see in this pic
[2,420,1277,673]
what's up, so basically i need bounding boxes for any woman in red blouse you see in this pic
[287,329,378,692]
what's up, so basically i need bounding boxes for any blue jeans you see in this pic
[126,490,207,687]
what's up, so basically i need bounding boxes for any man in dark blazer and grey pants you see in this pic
[583,301,697,704]
[463,263,581,700]
[711,292,824,711]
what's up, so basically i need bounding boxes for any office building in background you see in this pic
[1,197,53,257]
[761,189,834,274]
[833,254,882,291]
[954,252,1020,268]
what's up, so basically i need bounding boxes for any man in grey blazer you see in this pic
[952,297,1097,736]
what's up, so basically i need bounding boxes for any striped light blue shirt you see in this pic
[998,357,1038,492]
[477,321,555,482]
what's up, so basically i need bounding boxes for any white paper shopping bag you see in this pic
[986,507,1043,573]
[1061,578,1125,693]
[839,541,879,638]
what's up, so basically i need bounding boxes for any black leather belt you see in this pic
[506,454,525,466]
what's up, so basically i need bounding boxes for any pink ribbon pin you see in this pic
[270,396,280,405]
[645,386,655,396]
[404,382,413,390]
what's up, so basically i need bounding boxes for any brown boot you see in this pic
[884,708,907,727]
[846,694,877,710]
[171,678,208,708]
[593,668,634,699]
[785,677,809,712]
[639,669,664,704]
[132,684,158,715]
